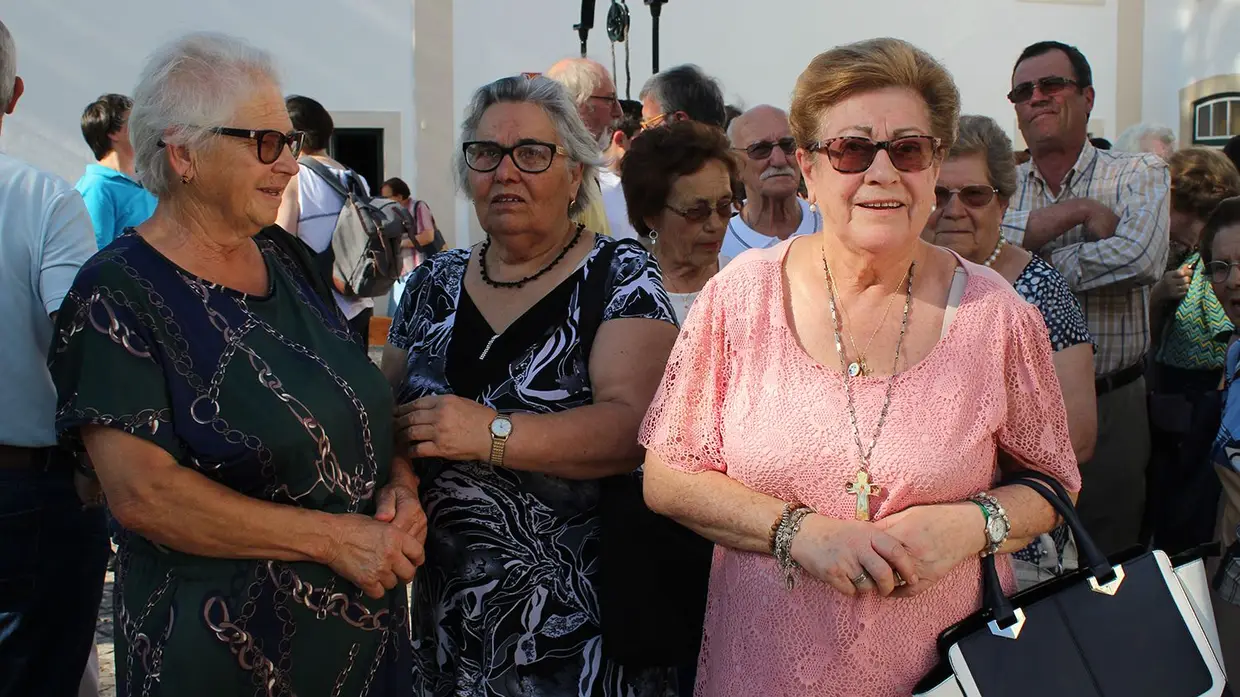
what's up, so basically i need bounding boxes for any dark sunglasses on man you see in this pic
[934,185,1000,209]
[734,137,797,161]
[807,135,941,174]
[1007,76,1082,104]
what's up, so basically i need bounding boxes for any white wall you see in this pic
[0,0,418,193]
[1142,0,1240,136]
[452,0,1120,144]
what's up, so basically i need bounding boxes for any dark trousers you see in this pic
[348,307,374,351]
[1075,377,1151,557]
[1145,363,1223,554]
[0,467,108,697]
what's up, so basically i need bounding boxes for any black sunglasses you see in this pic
[1007,76,1082,104]
[734,137,797,161]
[666,198,735,223]
[462,140,566,174]
[210,128,304,164]
[808,135,940,174]
[935,185,1000,209]
[159,127,305,165]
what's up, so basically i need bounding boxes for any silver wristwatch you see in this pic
[969,492,1011,557]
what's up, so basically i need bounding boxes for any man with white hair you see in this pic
[1115,123,1176,160]
[721,105,818,261]
[0,19,109,697]
[546,57,634,238]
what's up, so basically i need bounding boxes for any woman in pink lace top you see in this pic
[639,39,1082,697]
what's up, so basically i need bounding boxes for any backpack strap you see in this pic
[258,225,336,309]
[298,157,362,199]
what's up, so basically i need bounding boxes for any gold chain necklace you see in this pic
[823,246,915,521]
[830,267,910,377]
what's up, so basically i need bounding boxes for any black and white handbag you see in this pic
[914,471,1227,697]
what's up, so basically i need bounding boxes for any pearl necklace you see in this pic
[982,239,1004,268]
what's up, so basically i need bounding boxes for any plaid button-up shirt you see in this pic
[1002,141,1170,376]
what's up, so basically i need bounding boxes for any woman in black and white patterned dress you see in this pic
[381,75,679,697]
[922,115,1095,588]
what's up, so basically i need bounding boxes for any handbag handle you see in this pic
[983,471,1119,630]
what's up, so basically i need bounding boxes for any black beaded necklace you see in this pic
[479,222,585,289]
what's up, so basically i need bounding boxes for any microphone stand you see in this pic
[644,0,668,73]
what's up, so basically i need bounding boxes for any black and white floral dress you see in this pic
[389,236,679,697]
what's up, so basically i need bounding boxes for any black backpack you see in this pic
[298,157,414,298]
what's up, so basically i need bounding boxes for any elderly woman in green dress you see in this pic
[49,32,424,696]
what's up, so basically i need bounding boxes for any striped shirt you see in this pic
[1001,140,1170,375]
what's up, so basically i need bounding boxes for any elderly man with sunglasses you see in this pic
[722,105,819,262]
[1001,40,1170,557]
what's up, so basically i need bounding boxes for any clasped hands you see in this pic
[324,461,429,600]
[325,395,496,600]
[789,503,987,598]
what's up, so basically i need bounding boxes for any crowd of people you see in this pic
[5,13,1240,697]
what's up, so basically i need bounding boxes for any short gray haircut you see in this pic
[456,75,602,218]
[130,32,281,197]
[949,115,1018,200]
[0,20,15,109]
[1114,123,1176,155]
[639,64,727,129]
[545,58,606,107]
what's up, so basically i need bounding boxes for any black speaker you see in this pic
[574,0,597,57]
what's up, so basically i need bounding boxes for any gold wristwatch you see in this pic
[488,414,513,466]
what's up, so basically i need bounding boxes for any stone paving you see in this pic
[95,569,116,697]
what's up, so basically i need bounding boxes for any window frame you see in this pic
[1192,93,1240,145]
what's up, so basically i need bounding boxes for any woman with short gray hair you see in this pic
[381,74,679,695]
[922,114,1097,586]
[50,32,422,696]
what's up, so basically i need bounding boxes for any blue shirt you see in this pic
[1214,341,1240,473]
[0,153,98,446]
[74,164,157,249]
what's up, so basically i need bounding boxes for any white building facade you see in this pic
[3,0,1239,253]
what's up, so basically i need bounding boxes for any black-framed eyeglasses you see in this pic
[587,94,619,106]
[1007,76,1082,104]
[1207,260,1240,283]
[935,185,1000,209]
[462,140,567,174]
[807,135,941,174]
[210,128,304,164]
[666,198,735,223]
[734,137,797,161]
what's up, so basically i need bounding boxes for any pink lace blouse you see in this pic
[639,240,1081,697]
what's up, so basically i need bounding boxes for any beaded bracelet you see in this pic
[773,505,814,590]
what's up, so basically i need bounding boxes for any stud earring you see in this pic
[181,175,190,184]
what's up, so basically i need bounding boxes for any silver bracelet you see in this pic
[773,505,814,590]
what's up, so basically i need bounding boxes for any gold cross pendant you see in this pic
[845,470,882,521]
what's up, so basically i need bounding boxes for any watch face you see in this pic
[491,417,512,438]
[987,516,1008,542]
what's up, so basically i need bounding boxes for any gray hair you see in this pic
[544,58,606,107]
[949,115,1018,200]
[456,75,602,218]
[1114,123,1176,155]
[130,32,281,197]
[639,64,727,129]
[0,20,15,109]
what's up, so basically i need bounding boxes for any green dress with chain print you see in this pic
[49,232,410,697]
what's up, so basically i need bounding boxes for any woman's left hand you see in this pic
[874,503,987,598]
[395,395,495,462]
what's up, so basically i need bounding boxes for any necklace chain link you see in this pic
[823,247,915,481]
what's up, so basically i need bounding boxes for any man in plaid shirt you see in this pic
[1002,41,1170,556]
